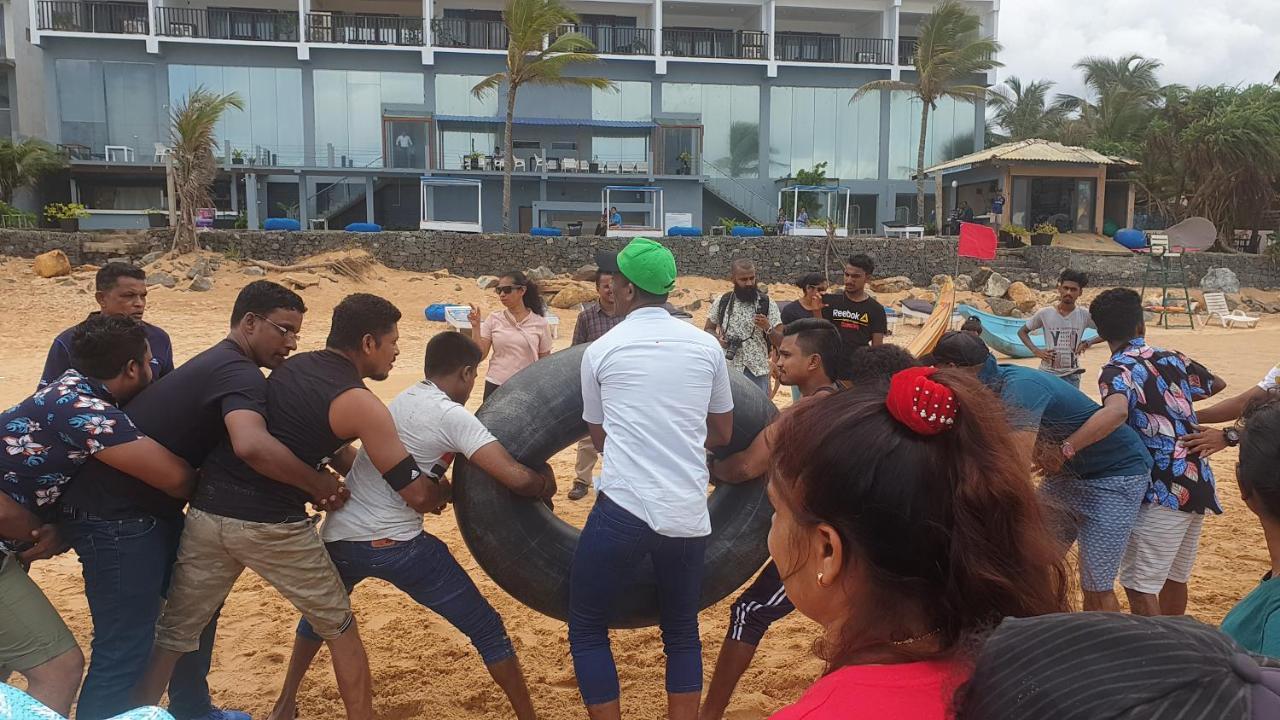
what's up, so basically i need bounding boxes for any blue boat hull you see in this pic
[955,304,1099,359]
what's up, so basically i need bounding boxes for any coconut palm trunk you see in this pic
[503,88,517,232]
[916,102,931,223]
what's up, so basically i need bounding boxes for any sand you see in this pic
[0,252,1274,719]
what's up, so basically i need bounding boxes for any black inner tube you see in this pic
[453,343,778,628]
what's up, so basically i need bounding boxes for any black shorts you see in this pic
[726,561,795,646]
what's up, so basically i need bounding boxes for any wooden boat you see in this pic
[954,304,1099,359]
[906,278,955,358]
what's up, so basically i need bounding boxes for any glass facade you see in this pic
[169,65,303,164]
[662,83,759,178]
[436,74,498,170]
[314,70,424,167]
[593,81,651,164]
[57,60,160,157]
[887,92,975,180]
[769,86,879,180]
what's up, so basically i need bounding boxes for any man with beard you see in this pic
[136,294,440,720]
[822,254,887,382]
[704,258,782,394]
[62,280,342,720]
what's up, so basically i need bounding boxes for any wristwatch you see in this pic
[1224,427,1241,447]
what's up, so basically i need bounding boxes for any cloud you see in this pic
[997,0,1280,98]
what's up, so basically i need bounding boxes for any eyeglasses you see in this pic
[252,312,299,339]
[495,285,524,295]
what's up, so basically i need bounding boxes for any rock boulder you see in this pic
[1200,267,1241,294]
[33,250,71,278]
[870,275,913,293]
[970,267,993,292]
[987,297,1017,317]
[188,276,213,292]
[983,271,1011,298]
[145,271,177,288]
[548,282,598,309]
[476,275,499,289]
[1007,281,1039,313]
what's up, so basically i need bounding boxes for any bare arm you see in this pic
[94,438,196,500]
[224,410,344,510]
[0,492,42,544]
[468,442,554,498]
[587,423,606,453]
[1017,326,1052,361]
[469,304,493,360]
[330,388,447,514]
[870,333,885,347]
[1195,385,1268,424]
[706,410,734,450]
[711,423,774,484]
[1064,393,1129,453]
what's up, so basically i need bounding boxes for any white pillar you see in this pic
[653,0,664,73]
[29,0,41,45]
[889,0,901,80]
[145,0,159,53]
[296,0,309,59]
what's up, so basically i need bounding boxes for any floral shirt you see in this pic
[709,293,782,377]
[1098,339,1219,514]
[1,370,142,536]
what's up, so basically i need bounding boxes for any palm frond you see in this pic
[471,73,506,99]
[851,79,916,103]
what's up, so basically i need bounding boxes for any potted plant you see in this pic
[1031,222,1059,246]
[44,202,90,232]
[998,223,1029,247]
[677,151,692,175]
[231,149,245,165]
[144,208,169,228]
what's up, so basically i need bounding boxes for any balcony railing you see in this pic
[155,7,299,42]
[554,24,652,55]
[37,1,148,34]
[899,38,919,66]
[307,13,423,45]
[430,17,506,50]
[663,28,768,60]
[774,33,893,64]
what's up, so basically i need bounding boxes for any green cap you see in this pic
[617,237,677,295]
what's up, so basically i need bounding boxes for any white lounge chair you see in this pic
[603,161,620,174]
[561,158,579,173]
[621,162,636,174]
[635,160,649,174]
[1202,291,1260,328]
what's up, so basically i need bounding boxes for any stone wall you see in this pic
[3,228,1278,289]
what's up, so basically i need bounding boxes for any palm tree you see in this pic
[852,0,1001,223]
[987,76,1070,141]
[472,0,614,232]
[1054,55,1164,147]
[0,138,66,205]
[170,88,243,254]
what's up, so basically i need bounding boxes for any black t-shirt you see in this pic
[64,339,268,520]
[781,300,818,326]
[193,350,366,523]
[821,293,888,349]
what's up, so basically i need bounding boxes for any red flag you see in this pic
[958,222,997,260]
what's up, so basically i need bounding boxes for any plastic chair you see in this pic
[513,158,527,171]
[1202,291,1260,328]
[603,161,620,174]
[635,160,649,174]
[621,162,636,174]
[153,143,171,163]
[561,158,578,173]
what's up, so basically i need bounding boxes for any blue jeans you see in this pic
[62,512,221,720]
[568,494,707,705]
[743,369,770,396]
[297,532,515,665]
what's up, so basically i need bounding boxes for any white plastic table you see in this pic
[105,145,136,162]
[883,225,925,239]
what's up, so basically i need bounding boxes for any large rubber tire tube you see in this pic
[453,343,778,628]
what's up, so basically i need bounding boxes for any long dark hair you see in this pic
[770,369,1069,670]
[501,271,545,316]
[1239,394,1280,519]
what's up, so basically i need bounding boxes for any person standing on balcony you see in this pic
[468,271,553,401]
[41,263,174,390]
[704,259,783,395]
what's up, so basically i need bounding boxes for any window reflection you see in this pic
[662,82,759,178]
[769,86,879,180]
[168,64,303,165]
[315,69,424,167]
[887,92,974,180]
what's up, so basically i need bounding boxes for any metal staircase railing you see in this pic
[700,157,776,225]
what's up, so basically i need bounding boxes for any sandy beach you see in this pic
[1,253,1274,720]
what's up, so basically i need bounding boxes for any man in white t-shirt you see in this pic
[267,331,555,720]
[1018,269,1099,388]
[571,237,735,719]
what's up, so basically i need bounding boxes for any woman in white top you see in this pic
[469,270,553,399]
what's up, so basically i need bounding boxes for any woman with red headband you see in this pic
[766,367,1069,719]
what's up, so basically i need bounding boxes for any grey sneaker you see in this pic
[567,482,589,501]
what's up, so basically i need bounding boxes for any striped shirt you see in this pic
[572,301,623,345]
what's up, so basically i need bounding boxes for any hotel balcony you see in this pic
[773,34,893,64]
[154,6,298,42]
[36,0,149,34]
[429,17,506,50]
[552,23,652,56]
[306,12,424,46]
[662,28,767,60]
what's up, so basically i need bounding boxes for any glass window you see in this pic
[887,92,974,180]
[103,62,158,151]
[769,86,880,180]
[169,65,304,164]
[311,69,424,166]
[56,59,107,150]
[435,74,499,116]
[592,81,650,121]
[662,83,759,178]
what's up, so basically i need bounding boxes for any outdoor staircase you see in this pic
[702,158,776,226]
[982,247,1043,287]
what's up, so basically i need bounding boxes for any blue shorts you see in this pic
[1041,473,1149,593]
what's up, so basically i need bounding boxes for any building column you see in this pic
[230,173,239,214]
[1126,180,1136,229]
[301,69,316,166]
[654,0,665,74]
[28,0,41,45]
[145,0,159,53]
[973,98,986,152]
[757,79,771,184]
[365,175,375,224]
[245,173,260,229]
[888,0,901,81]
[296,0,309,60]
[877,88,895,228]
[297,173,309,227]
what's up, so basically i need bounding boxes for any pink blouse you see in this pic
[770,660,968,720]
[480,309,552,385]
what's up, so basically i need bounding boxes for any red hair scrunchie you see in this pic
[886,366,958,436]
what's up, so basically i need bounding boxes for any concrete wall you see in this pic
[6,228,1278,289]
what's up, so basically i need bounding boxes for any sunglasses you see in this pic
[496,285,524,295]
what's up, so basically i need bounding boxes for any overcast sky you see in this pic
[996,0,1280,99]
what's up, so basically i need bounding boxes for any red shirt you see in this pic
[770,660,968,720]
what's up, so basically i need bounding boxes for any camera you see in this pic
[724,337,744,361]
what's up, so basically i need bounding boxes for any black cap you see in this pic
[594,249,620,274]
[923,330,990,367]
